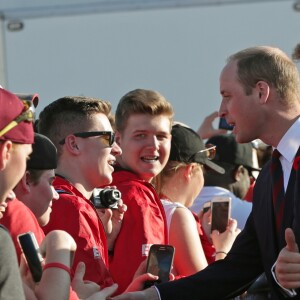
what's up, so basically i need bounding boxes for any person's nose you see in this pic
[147,135,160,150]
[111,141,122,157]
[52,186,59,201]
[219,99,228,118]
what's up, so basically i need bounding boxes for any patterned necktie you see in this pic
[271,149,285,234]
[291,147,300,246]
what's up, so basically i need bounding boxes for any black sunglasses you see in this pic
[59,131,115,147]
[0,100,35,138]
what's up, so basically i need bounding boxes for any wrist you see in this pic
[43,262,71,276]
[214,250,227,256]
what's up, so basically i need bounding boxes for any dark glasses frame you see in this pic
[59,131,115,147]
[188,144,217,162]
[0,100,35,138]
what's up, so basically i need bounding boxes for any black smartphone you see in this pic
[17,231,43,282]
[211,197,231,233]
[143,244,175,289]
[219,117,234,131]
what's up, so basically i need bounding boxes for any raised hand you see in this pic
[197,111,227,140]
[96,187,127,251]
[275,228,300,289]
[211,218,241,259]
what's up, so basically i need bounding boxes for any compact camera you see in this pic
[91,188,121,209]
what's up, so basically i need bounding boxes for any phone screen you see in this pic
[17,232,43,282]
[144,244,174,289]
[211,198,231,233]
[219,117,234,131]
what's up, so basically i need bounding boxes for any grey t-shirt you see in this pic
[0,225,25,300]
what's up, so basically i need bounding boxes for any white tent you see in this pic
[0,0,288,20]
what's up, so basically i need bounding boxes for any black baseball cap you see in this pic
[169,124,225,174]
[27,133,57,170]
[206,134,261,172]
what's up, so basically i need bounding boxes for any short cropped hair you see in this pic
[38,96,113,158]
[115,89,174,133]
[228,46,300,104]
[27,169,44,186]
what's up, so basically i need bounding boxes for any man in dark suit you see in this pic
[113,46,300,299]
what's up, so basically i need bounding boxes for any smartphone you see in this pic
[17,231,43,282]
[202,201,211,213]
[143,244,175,289]
[211,197,231,233]
[219,117,234,131]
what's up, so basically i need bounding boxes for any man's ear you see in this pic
[255,81,270,104]
[184,164,194,180]
[14,171,31,195]
[233,165,245,182]
[23,171,32,193]
[64,135,80,154]
[0,140,13,170]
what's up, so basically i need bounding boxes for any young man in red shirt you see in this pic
[38,96,126,288]
[108,89,174,293]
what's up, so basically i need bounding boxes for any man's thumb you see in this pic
[285,228,299,252]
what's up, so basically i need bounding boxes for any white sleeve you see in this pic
[271,261,297,297]
[152,286,162,300]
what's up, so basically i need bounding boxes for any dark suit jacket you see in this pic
[157,159,300,299]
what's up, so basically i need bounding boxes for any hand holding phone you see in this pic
[219,117,234,131]
[17,231,43,282]
[211,197,231,233]
[202,201,211,214]
[143,244,175,289]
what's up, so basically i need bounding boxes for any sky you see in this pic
[3,0,300,131]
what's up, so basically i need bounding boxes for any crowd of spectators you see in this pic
[1,44,300,300]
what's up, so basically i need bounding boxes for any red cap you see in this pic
[0,88,34,144]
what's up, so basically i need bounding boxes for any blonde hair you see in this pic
[115,89,174,133]
[153,161,202,195]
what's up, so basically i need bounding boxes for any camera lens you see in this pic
[91,188,121,209]
[100,189,121,207]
